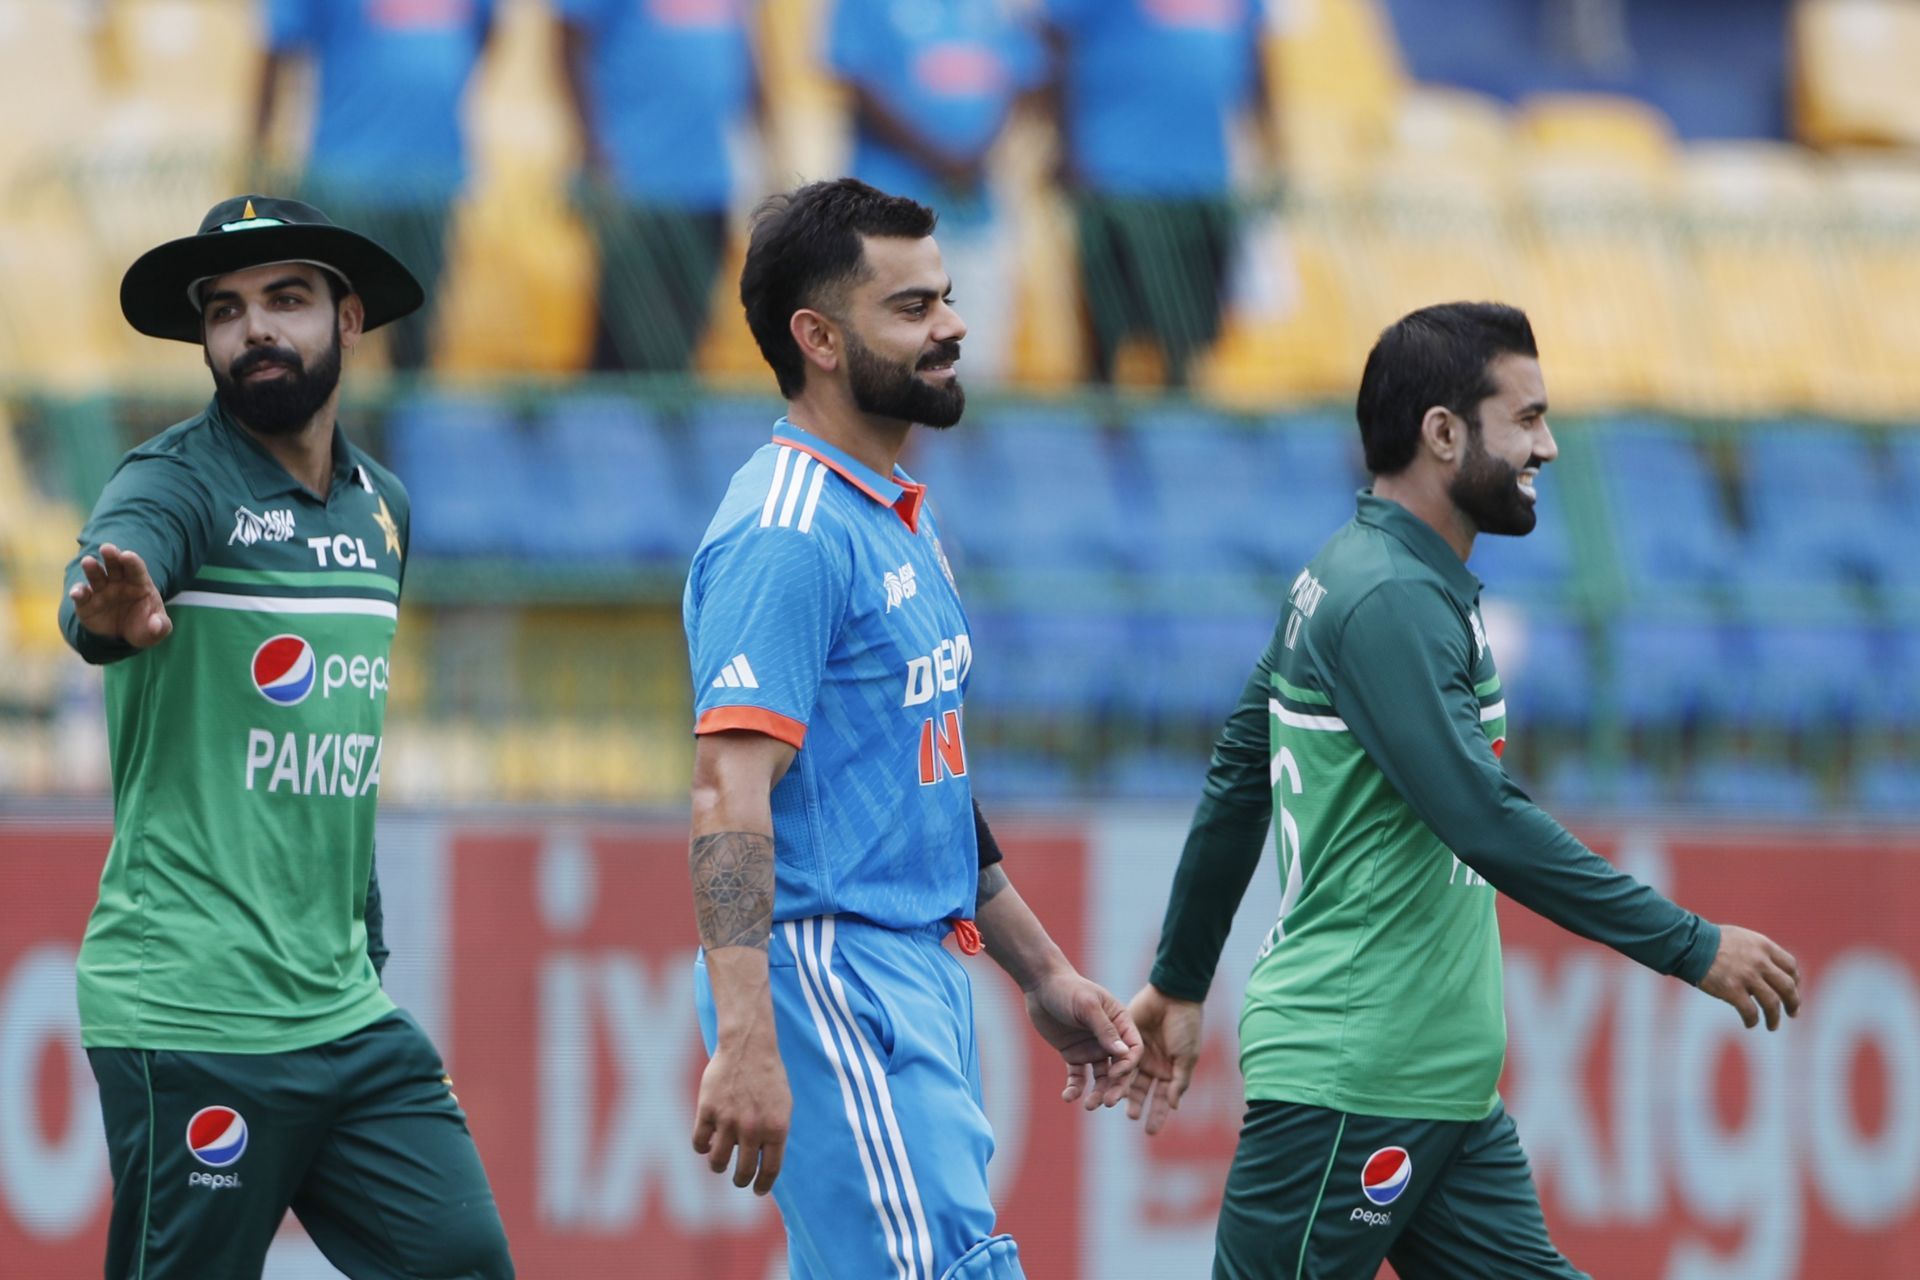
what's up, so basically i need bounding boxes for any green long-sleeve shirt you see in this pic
[1150,492,1718,1121]
[60,399,402,1051]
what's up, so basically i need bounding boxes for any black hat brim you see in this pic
[120,223,424,343]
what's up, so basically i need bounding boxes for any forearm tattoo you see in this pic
[690,831,775,951]
[978,862,1011,907]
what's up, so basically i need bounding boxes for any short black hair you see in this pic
[1355,302,1538,476]
[740,179,939,398]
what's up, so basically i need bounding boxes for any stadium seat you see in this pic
[1515,94,1681,179]
[1792,0,1920,148]
[1108,746,1211,801]
[95,0,256,154]
[1733,424,1898,604]
[1684,758,1823,816]
[1255,416,1366,574]
[952,407,1136,572]
[682,397,788,514]
[1500,612,1593,730]
[1668,144,1851,415]
[1734,619,1883,732]
[1269,0,1407,181]
[1539,758,1665,812]
[385,396,532,557]
[964,607,1141,722]
[1590,422,1741,596]
[1130,408,1281,576]
[0,0,102,189]
[1851,758,1920,815]
[1139,608,1276,725]
[1607,615,1745,730]
[1825,153,1920,416]
[532,396,698,564]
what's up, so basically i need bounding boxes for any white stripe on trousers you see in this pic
[806,917,936,1279]
[786,917,918,1279]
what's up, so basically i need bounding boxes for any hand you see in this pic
[1124,984,1204,1136]
[68,544,171,648]
[691,1034,791,1196]
[1023,968,1144,1110]
[1697,925,1801,1031]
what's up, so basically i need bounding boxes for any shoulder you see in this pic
[104,415,223,506]
[693,447,856,580]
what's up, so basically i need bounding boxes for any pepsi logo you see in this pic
[186,1106,249,1168]
[1361,1146,1412,1206]
[252,635,316,706]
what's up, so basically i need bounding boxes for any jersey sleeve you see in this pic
[59,455,216,666]
[265,0,318,52]
[686,521,851,749]
[1332,580,1720,983]
[1147,624,1281,1002]
[825,0,883,82]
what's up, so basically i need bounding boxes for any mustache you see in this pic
[917,341,961,369]
[229,346,303,379]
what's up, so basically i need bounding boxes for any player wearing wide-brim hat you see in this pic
[60,197,515,1280]
[119,192,423,342]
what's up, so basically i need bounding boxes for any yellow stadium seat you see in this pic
[1663,143,1851,416]
[0,212,118,389]
[0,0,103,189]
[1793,0,1920,148]
[436,188,596,375]
[95,0,256,155]
[1516,93,1680,180]
[1513,158,1691,412]
[1269,0,1408,182]
[1391,87,1514,171]
[757,0,848,179]
[1823,151,1920,416]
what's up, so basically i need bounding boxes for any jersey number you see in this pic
[918,709,967,786]
[1258,745,1308,961]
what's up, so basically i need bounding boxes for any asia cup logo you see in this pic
[1361,1147,1413,1206]
[186,1106,249,1168]
[252,634,316,706]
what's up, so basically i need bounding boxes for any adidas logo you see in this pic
[711,654,759,690]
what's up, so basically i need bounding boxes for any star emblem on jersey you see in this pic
[712,654,759,689]
[372,494,402,559]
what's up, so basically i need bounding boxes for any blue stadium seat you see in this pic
[1607,614,1743,729]
[1736,424,1896,603]
[1852,759,1920,816]
[965,406,1138,571]
[964,607,1140,721]
[969,749,1077,801]
[1130,408,1276,575]
[1140,609,1276,724]
[1503,613,1592,729]
[682,397,787,514]
[1683,758,1822,816]
[1251,416,1364,576]
[385,396,530,557]
[533,396,698,564]
[1538,759,1667,812]
[1592,422,1740,594]
[1735,620,1883,732]
[1108,746,1211,801]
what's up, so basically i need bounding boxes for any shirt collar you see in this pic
[209,396,357,503]
[771,418,927,532]
[1354,491,1482,602]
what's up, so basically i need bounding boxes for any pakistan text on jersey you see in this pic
[244,730,384,797]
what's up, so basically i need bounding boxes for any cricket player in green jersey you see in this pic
[1123,303,1802,1279]
[60,195,513,1279]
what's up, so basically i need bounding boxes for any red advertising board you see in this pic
[3,814,1917,1279]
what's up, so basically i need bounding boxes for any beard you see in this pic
[845,331,966,429]
[1449,422,1538,537]
[211,330,343,437]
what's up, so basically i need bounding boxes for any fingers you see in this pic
[1062,1062,1087,1104]
[753,1138,784,1196]
[1723,987,1760,1029]
[1126,1067,1153,1122]
[1145,1080,1175,1137]
[1769,961,1802,1020]
[1766,939,1799,980]
[77,555,109,592]
[1078,1000,1129,1062]
[145,604,173,644]
[1753,979,1783,1031]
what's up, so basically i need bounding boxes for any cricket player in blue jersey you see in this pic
[683,178,1143,1280]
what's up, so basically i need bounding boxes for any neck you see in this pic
[1370,470,1476,561]
[238,398,339,499]
[785,385,912,478]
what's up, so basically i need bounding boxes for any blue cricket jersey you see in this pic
[684,421,978,930]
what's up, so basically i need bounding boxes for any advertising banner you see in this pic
[3,813,1915,1278]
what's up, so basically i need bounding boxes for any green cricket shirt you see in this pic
[60,398,407,1053]
[1150,492,1719,1121]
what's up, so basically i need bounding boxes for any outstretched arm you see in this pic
[688,729,795,1197]
[973,827,1142,1109]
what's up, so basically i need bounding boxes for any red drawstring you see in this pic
[950,918,983,956]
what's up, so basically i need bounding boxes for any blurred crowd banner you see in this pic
[3,811,1917,1279]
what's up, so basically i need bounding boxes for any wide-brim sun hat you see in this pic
[120,193,424,343]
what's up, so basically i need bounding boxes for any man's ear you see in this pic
[337,294,367,352]
[790,307,840,379]
[1419,405,1465,466]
